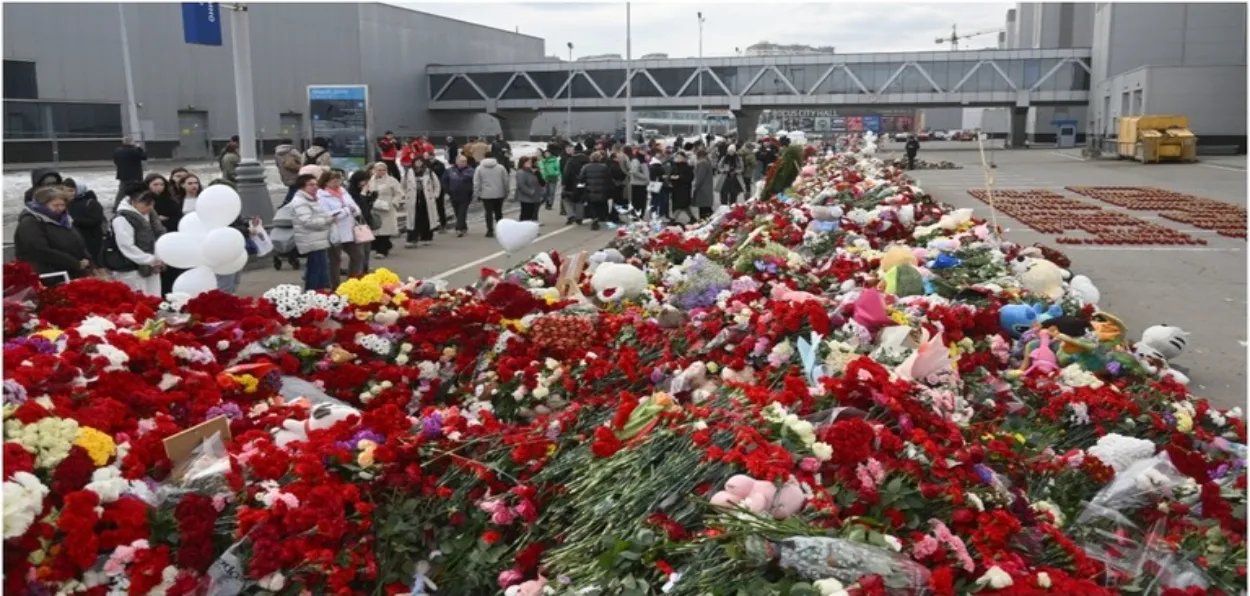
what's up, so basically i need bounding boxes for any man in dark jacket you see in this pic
[113,137,147,201]
[577,151,612,231]
[62,178,105,263]
[905,135,921,170]
[755,142,778,184]
[490,134,513,172]
[441,155,476,236]
[561,147,590,225]
[14,186,93,285]
[445,136,458,162]
[24,167,63,203]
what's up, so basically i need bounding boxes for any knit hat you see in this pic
[299,165,323,177]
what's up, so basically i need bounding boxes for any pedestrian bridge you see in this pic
[427,48,1091,136]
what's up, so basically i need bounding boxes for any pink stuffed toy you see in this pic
[770,284,830,305]
[709,474,806,519]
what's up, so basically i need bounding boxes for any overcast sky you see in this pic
[400,1,1013,58]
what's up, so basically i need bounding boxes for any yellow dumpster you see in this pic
[1117,115,1198,164]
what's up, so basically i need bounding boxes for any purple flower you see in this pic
[205,402,243,421]
[3,379,28,405]
[649,367,666,385]
[1105,360,1122,376]
[973,464,995,485]
[421,412,444,439]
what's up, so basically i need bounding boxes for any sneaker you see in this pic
[273,257,283,271]
[485,231,495,238]
[404,242,418,249]
[457,230,466,238]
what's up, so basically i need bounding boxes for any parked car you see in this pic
[916,130,932,141]
[932,130,950,141]
[957,130,977,141]
[893,132,910,142]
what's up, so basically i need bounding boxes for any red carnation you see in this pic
[822,418,875,465]
[482,530,502,545]
[590,426,624,459]
[3,443,34,480]
[51,446,96,497]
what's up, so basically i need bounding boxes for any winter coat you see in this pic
[648,159,670,189]
[562,154,589,198]
[629,159,650,187]
[377,138,399,161]
[468,142,490,163]
[404,167,442,224]
[692,158,715,208]
[539,156,562,182]
[110,200,163,272]
[316,187,362,245]
[113,144,146,183]
[473,158,511,201]
[607,159,627,201]
[68,184,106,261]
[274,144,303,186]
[369,174,404,237]
[426,159,447,189]
[718,154,744,197]
[443,165,476,204]
[289,190,335,254]
[515,168,542,204]
[24,167,62,203]
[577,161,612,204]
[905,139,920,155]
[669,161,695,209]
[154,191,185,233]
[220,151,240,182]
[490,140,512,168]
[303,146,332,168]
[14,206,90,281]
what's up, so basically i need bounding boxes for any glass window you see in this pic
[3,101,44,139]
[49,102,122,138]
[3,60,37,100]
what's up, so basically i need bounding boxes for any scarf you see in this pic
[27,202,70,228]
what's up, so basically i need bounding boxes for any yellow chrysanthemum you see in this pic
[390,291,408,306]
[74,426,116,466]
[500,318,528,333]
[889,311,910,326]
[336,278,385,306]
[370,268,401,286]
[34,328,63,342]
[230,374,259,394]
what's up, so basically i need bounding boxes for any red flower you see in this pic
[175,494,218,572]
[3,442,34,480]
[822,418,875,465]
[591,426,624,459]
[928,566,956,596]
[482,530,503,545]
[51,446,96,497]
[56,490,101,571]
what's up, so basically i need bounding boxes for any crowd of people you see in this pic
[12,129,796,297]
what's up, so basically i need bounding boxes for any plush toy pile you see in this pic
[3,137,1245,596]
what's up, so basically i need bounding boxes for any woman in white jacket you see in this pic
[289,173,339,291]
[110,191,166,297]
[368,162,403,259]
[402,158,441,247]
[315,169,363,287]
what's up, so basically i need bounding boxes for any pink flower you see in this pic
[989,335,1011,364]
[855,458,885,491]
[491,507,516,526]
[513,499,538,523]
[912,534,940,559]
[498,568,524,589]
[930,519,975,572]
[799,457,821,473]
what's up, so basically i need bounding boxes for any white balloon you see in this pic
[196,185,242,228]
[154,232,205,269]
[210,250,249,275]
[179,212,208,239]
[201,227,246,268]
[171,266,218,296]
[494,219,540,254]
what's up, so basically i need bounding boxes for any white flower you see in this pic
[813,578,848,596]
[811,442,833,462]
[4,472,48,538]
[1067,402,1090,426]
[76,316,117,338]
[966,492,985,512]
[6,416,79,468]
[975,566,1014,590]
[94,343,131,372]
[258,572,286,591]
[216,340,230,351]
[882,534,902,552]
[85,467,129,504]
[532,385,550,399]
[1087,433,1156,474]
[1031,500,1066,527]
[157,374,182,392]
[1036,572,1052,588]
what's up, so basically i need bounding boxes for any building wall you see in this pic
[2,2,545,153]
[1143,65,1246,138]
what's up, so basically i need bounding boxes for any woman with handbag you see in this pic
[315,169,365,287]
[289,174,338,291]
[404,158,440,247]
[368,162,403,259]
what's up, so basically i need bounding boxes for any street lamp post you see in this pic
[566,43,574,138]
[624,2,632,144]
[227,3,273,224]
[697,12,705,137]
[118,3,142,142]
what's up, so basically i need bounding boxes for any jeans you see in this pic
[303,249,330,291]
[482,198,504,234]
[630,185,648,216]
[452,199,472,232]
[283,185,298,206]
[651,189,669,218]
[519,202,540,222]
[216,272,241,294]
[542,181,557,207]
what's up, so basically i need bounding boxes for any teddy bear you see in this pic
[273,402,362,448]
[1139,324,1189,361]
[709,474,806,519]
[586,248,625,274]
[1012,256,1067,301]
[589,262,648,304]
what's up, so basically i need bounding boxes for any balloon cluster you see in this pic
[153,185,248,296]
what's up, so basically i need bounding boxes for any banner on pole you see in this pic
[863,115,882,133]
[181,3,223,47]
[307,85,371,172]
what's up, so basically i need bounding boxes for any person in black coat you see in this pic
[62,178,105,265]
[606,153,627,224]
[667,152,696,225]
[24,167,63,203]
[424,154,449,232]
[141,173,185,295]
[113,138,147,202]
[905,136,921,170]
[561,148,590,225]
[14,186,93,286]
[577,151,612,231]
[490,134,513,172]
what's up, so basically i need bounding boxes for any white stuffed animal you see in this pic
[1133,343,1190,385]
[274,403,361,448]
[1140,325,1189,361]
[1013,257,1067,301]
[587,249,625,274]
[1068,275,1100,306]
[590,262,648,303]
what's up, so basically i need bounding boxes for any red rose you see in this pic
[51,446,96,496]
[822,418,874,465]
[482,530,502,545]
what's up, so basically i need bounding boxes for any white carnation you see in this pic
[4,472,49,539]
[1087,433,1156,474]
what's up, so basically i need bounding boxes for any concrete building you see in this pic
[2,2,560,163]
[1089,3,1247,149]
[744,42,836,57]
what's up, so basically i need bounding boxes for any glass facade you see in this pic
[3,100,123,140]
[433,55,1091,101]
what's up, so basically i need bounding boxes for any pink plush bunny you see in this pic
[851,288,894,331]
[709,475,806,520]
[1022,330,1060,377]
[770,284,830,305]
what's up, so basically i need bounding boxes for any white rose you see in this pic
[258,572,286,591]
[532,385,550,399]
[882,534,902,552]
[811,442,833,462]
[3,472,49,539]
[975,566,1014,590]
[813,578,847,596]
[1036,572,1052,589]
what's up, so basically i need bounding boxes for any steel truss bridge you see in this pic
[426,48,1091,140]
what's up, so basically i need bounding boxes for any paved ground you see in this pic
[907,147,1246,409]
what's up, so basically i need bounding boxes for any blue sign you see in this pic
[862,115,882,133]
[181,3,222,46]
[308,86,367,101]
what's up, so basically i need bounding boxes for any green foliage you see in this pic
[763,145,806,200]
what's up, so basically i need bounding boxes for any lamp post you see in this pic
[118,3,142,142]
[566,42,574,137]
[227,3,273,224]
[624,2,632,144]
[697,11,705,137]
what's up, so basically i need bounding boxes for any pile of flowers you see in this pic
[3,138,1245,596]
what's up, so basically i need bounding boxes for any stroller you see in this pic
[270,202,301,271]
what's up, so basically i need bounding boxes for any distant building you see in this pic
[744,42,835,57]
[640,53,669,60]
[578,54,623,62]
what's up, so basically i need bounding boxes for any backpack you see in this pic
[99,216,138,273]
[304,148,324,166]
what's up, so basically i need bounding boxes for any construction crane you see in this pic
[936,25,1001,50]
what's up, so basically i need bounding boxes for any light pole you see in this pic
[227,3,273,224]
[118,3,142,142]
[697,11,705,137]
[566,42,574,138]
[624,2,632,144]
